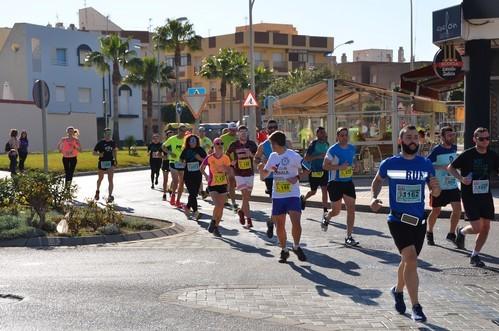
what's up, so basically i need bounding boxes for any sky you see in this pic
[1,0,462,61]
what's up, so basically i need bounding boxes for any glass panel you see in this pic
[55,86,65,102]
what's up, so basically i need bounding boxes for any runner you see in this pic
[226,125,258,229]
[180,134,207,221]
[163,126,187,207]
[200,138,232,237]
[301,127,329,214]
[57,126,82,185]
[220,122,239,210]
[161,130,174,201]
[93,128,118,203]
[198,126,213,199]
[147,133,163,189]
[370,125,440,322]
[447,127,498,267]
[258,131,306,263]
[254,120,281,238]
[322,127,360,247]
[426,126,461,246]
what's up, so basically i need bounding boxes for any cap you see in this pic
[228,122,237,130]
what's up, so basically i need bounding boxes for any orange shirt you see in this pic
[59,138,80,158]
[202,153,231,186]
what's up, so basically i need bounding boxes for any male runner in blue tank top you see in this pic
[371,125,440,322]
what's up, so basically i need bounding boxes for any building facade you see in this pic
[353,49,394,62]
[0,22,143,142]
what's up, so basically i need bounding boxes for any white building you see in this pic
[353,49,393,62]
[0,23,143,142]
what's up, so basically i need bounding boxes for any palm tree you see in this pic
[124,57,173,142]
[199,48,248,122]
[153,18,201,123]
[86,34,137,144]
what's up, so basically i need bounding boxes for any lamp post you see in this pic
[174,17,188,125]
[324,40,354,144]
[248,0,256,141]
[410,0,414,71]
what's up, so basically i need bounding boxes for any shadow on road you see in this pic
[218,237,274,258]
[304,250,361,276]
[435,244,499,266]
[305,218,391,239]
[288,262,381,305]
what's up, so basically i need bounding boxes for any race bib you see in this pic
[396,184,421,203]
[152,151,162,159]
[174,161,186,169]
[276,180,292,193]
[339,166,353,178]
[311,171,324,178]
[100,161,112,169]
[187,162,200,172]
[214,173,227,185]
[472,180,489,194]
[237,158,252,170]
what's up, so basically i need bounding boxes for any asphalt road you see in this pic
[0,170,498,330]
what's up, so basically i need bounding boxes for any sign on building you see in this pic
[433,5,462,44]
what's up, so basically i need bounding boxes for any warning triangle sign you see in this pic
[183,94,208,119]
[243,92,259,107]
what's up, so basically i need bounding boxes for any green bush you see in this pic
[0,214,44,240]
[0,177,16,207]
[121,218,156,231]
[65,200,124,236]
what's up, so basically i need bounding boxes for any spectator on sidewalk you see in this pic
[18,130,29,172]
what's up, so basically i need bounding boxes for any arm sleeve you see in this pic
[378,159,388,179]
[93,142,100,152]
[263,153,276,171]
[427,146,437,162]
[325,146,334,160]
[450,152,464,169]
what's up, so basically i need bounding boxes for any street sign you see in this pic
[243,92,259,108]
[32,80,50,109]
[183,94,208,119]
[187,87,206,96]
[432,5,462,43]
[433,45,463,80]
[175,101,183,115]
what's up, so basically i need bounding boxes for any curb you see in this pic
[73,166,149,177]
[0,222,184,248]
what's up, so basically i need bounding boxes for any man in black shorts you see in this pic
[371,125,440,322]
[447,127,498,267]
[426,126,462,246]
[93,128,118,203]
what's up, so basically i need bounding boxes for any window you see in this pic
[31,38,41,72]
[78,88,91,103]
[77,44,92,66]
[372,75,377,84]
[272,53,283,62]
[119,85,131,115]
[165,55,190,67]
[55,86,66,102]
[307,54,315,65]
[55,48,67,66]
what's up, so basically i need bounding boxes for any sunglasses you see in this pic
[477,136,490,142]
[215,142,224,146]
[268,126,278,130]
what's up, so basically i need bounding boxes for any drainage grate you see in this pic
[0,294,23,303]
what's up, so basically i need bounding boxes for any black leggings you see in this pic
[18,153,27,172]
[184,172,202,211]
[8,154,17,175]
[62,157,77,183]
[150,159,162,183]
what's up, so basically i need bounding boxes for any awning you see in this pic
[400,65,464,99]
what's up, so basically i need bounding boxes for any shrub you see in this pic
[124,135,137,155]
[0,214,44,240]
[121,218,156,231]
[65,200,124,236]
[0,177,16,207]
[48,175,76,211]
[97,223,120,235]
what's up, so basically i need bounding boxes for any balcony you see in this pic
[272,61,289,73]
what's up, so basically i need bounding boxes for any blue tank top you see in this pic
[263,140,273,179]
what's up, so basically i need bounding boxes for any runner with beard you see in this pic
[370,125,440,322]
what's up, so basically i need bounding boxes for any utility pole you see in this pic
[248,0,256,141]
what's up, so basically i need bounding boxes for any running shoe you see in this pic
[266,221,274,239]
[426,232,435,246]
[279,249,290,263]
[411,304,427,322]
[446,232,456,243]
[169,194,176,206]
[201,191,208,199]
[244,218,253,229]
[345,236,360,247]
[155,178,159,185]
[292,247,307,261]
[175,200,182,208]
[470,255,485,267]
[193,210,201,221]
[321,215,329,232]
[213,226,222,237]
[455,227,465,249]
[94,190,100,200]
[107,195,114,203]
[162,193,167,201]
[390,286,406,314]
[300,195,306,210]
[237,209,245,225]
[151,184,154,189]
[208,220,216,233]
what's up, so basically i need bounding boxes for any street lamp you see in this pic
[410,0,414,70]
[174,16,188,125]
[248,0,256,141]
[324,40,354,144]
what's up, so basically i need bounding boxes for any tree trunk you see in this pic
[229,84,234,121]
[112,83,120,146]
[175,48,181,124]
[220,81,226,123]
[146,82,153,142]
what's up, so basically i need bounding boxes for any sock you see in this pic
[282,247,289,252]
[471,250,479,257]
[293,244,300,250]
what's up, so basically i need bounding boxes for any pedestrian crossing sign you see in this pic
[243,92,259,108]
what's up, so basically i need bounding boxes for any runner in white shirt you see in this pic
[258,131,307,263]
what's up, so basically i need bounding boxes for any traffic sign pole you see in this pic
[40,83,48,173]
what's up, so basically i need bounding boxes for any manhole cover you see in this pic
[0,294,23,303]
[441,267,499,277]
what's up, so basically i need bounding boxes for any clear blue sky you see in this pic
[2,0,461,61]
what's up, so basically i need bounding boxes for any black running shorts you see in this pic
[327,181,356,202]
[388,220,427,256]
